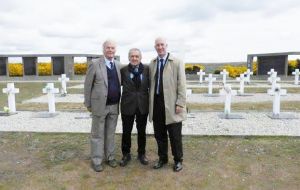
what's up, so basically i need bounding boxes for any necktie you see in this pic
[110,62,114,69]
[156,59,164,94]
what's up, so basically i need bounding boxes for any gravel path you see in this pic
[0,111,299,136]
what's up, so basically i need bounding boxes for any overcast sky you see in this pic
[0,0,300,63]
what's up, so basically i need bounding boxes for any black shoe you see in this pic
[107,159,118,168]
[153,159,168,169]
[173,162,183,172]
[120,154,131,167]
[91,162,103,172]
[138,154,149,165]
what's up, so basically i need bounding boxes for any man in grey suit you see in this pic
[84,40,121,172]
[119,48,149,167]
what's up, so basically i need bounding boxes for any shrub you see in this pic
[74,63,87,75]
[38,62,52,76]
[288,60,299,75]
[219,65,247,78]
[8,63,23,76]
[185,64,205,74]
[252,62,257,75]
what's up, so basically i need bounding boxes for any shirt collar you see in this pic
[104,57,114,68]
[158,53,168,61]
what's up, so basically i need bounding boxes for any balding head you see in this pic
[154,37,168,58]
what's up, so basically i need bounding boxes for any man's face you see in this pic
[103,42,116,60]
[129,50,141,66]
[154,39,167,57]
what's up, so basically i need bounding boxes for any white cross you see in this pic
[42,83,59,113]
[268,72,280,91]
[292,69,300,85]
[2,83,19,113]
[197,70,205,84]
[58,74,70,95]
[236,74,246,95]
[267,68,276,76]
[219,84,237,115]
[205,74,216,94]
[220,69,229,84]
[267,84,287,116]
[244,69,253,84]
[186,89,192,98]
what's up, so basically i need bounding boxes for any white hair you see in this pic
[128,48,142,58]
[102,39,116,50]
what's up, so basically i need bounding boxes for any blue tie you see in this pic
[110,62,114,69]
[156,59,164,94]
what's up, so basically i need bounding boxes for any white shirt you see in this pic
[104,57,114,69]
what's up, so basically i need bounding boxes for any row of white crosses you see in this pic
[198,69,253,96]
[1,74,69,115]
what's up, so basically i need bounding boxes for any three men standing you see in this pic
[119,48,149,166]
[84,38,186,172]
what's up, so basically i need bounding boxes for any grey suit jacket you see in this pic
[84,57,121,116]
[120,64,149,115]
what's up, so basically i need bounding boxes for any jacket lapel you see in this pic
[98,58,108,87]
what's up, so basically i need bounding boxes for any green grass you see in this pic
[0,133,299,189]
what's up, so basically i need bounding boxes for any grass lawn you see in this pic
[0,133,299,190]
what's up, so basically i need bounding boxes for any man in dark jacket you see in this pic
[120,48,150,166]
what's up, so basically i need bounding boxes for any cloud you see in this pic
[0,0,300,63]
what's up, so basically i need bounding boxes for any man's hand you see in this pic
[175,105,183,114]
[87,107,92,112]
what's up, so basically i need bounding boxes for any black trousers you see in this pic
[121,109,148,156]
[153,94,183,163]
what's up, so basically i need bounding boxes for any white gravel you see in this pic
[22,93,300,104]
[0,111,299,136]
[188,93,300,104]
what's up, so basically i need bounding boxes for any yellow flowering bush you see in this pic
[252,61,257,75]
[8,63,23,76]
[185,63,205,74]
[38,62,52,76]
[219,65,247,78]
[74,62,87,75]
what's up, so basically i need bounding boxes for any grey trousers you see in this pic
[91,104,118,165]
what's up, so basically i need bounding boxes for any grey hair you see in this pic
[128,48,142,58]
[102,39,116,50]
